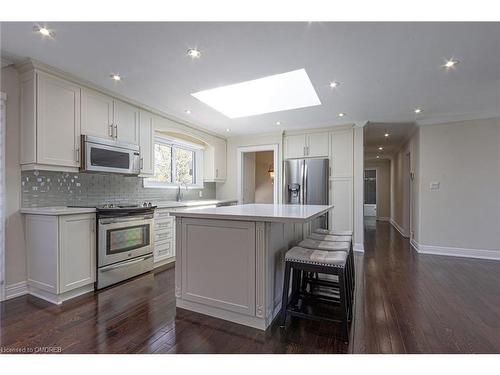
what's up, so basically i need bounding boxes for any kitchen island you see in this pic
[170,203,333,330]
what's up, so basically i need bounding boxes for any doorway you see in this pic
[364,169,377,217]
[237,144,279,204]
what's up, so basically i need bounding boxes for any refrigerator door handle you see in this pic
[303,162,308,204]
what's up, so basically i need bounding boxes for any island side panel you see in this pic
[178,218,257,316]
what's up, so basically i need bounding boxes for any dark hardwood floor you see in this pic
[1,220,499,353]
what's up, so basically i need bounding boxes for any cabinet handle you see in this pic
[109,124,114,137]
[303,146,306,156]
[140,158,144,169]
[216,168,218,178]
[114,124,118,138]
[75,148,80,163]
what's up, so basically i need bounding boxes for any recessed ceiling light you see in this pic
[110,73,122,81]
[187,48,201,59]
[443,59,459,69]
[34,25,54,38]
[184,109,192,114]
[414,108,423,114]
[384,132,390,137]
[338,113,345,117]
[329,81,340,89]
[192,69,321,118]
[225,128,230,132]
[276,121,281,125]
[378,146,383,151]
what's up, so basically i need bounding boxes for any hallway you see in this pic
[1,221,499,353]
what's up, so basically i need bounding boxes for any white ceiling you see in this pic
[1,22,499,136]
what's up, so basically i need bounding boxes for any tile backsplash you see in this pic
[21,171,216,208]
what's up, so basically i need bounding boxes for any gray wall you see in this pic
[21,170,216,207]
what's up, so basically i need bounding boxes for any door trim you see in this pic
[236,144,280,204]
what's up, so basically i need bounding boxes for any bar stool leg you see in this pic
[338,271,349,344]
[280,262,292,328]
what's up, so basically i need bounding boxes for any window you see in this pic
[144,135,204,188]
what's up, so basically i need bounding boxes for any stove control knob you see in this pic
[142,202,148,207]
[148,202,152,207]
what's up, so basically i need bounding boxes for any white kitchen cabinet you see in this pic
[284,134,307,159]
[59,214,96,293]
[330,177,353,231]
[26,213,96,304]
[113,99,139,144]
[284,132,329,159]
[81,88,114,139]
[330,129,353,177]
[139,110,155,176]
[21,72,81,170]
[204,137,227,182]
[153,209,176,265]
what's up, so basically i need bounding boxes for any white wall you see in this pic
[216,132,282,201]
[365,159,391,220]
[1,66,27,286]
[418,117,500,252]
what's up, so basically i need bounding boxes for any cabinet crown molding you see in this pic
[283,124,354,136]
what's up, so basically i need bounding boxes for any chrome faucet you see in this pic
[176,182,189,202]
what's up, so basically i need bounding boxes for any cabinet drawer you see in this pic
[155,210,172,219]
[156,241,173,258]
[155,220,173,231]
[155,229,173,243]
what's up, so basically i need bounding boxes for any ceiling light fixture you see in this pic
[338,113,345,117]
[184,109,192,114]
[376,156,380,159]
[34,25,54,38]
[329,81,340,89]
[187,48,201,59]
[192,69,321,118]
[110,73,122,81]
[414,108,423,114]
[384,132,390,137]
[225,128,230,132]
[276,121,281,125]
[443,59,459,69]
[378,146,383,151]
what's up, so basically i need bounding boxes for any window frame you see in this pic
[144,134,204,189]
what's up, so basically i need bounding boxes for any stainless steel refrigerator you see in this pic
[284,158,329,228]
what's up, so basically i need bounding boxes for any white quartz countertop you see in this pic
[20,206,97,216]
[170,203,333,223]
[155,199,238,209]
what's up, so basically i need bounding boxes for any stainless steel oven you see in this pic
[96,207,155,289]
[81,135,140,175]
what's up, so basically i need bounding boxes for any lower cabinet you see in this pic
[153,209,176,265]
[26,213,96,304]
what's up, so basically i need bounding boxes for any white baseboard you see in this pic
[28,284,94,305]
[377,217,390,222]
[390,218,409,238]
[411,240,500,261]
[353,243,364,252]
[4,281,28,300]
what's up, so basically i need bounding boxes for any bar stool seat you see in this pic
[298,238,350,251]
[314,228,353,236]
[285,246,348,266]
[309,233,352,242]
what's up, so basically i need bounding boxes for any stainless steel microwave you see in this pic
[80,135,140,175]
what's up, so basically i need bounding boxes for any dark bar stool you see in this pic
[280,246,351,343]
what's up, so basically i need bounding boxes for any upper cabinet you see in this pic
[81,90,139,145]
[81,89,114,139]
[330,129,353,177]
[204,136,227,182]
[284,131,329,159]
[21,71,81,169]
[139,110,155,176]
[113,99,139,144]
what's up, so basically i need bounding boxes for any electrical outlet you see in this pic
[199,191,203,198]
[429,181,440,191]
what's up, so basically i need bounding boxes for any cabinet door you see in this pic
[36,72,80,167]
[284,134,307,159]
[214,137,227,181]
[81,89,114,139]
[307,132,329,157]
[114,99,139,144]
[59,214,96,293]
[330,129,353,177]
[139,110,155,176]
[330,177,353,231]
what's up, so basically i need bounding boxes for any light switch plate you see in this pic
[429,181,440,191]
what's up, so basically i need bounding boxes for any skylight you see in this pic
[191,69,321,118]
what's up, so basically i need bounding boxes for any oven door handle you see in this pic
[100,255,153,272]
[100,216,152,224]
